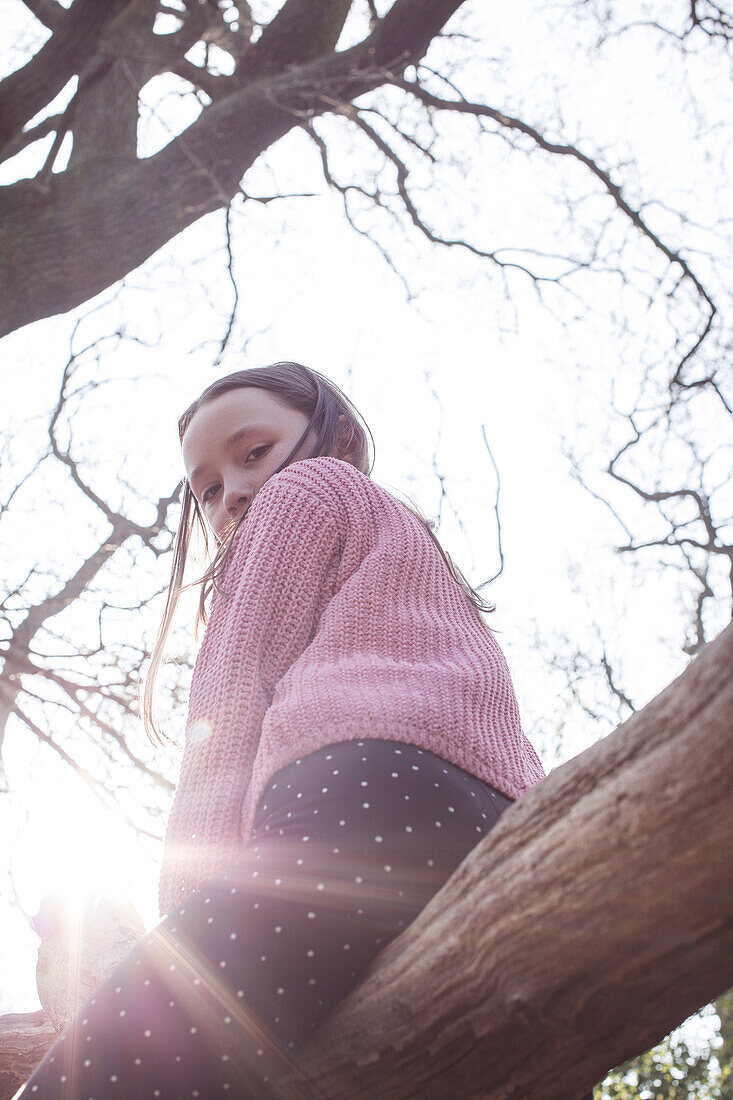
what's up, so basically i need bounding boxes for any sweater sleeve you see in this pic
[157,473,341,915]
[194,476,342,716]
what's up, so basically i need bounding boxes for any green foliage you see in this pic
[595,992,733,1100]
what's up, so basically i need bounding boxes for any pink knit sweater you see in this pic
[157,456,546,916]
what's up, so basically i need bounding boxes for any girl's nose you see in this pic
[223,483,250,518]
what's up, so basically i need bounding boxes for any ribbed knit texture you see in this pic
[157,456,546,917]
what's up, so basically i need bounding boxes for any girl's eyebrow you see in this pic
[189,423,270,484]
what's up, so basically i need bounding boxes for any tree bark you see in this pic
[0,1012,56,1100]
[2,621,730,1097]
[283,618,733,1098]
[0,0,466,339]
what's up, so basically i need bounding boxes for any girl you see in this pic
[21,362,548,1098]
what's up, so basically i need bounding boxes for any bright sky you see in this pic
[0,0,729,1066]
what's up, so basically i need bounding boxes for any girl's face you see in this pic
[182,387,319,539]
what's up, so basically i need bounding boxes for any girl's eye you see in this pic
[248,445,269,462]
[201,484,220,504]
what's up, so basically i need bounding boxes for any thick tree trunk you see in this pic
[2,622,730,1098]
[0,1012,56,1100]
[284,618,733,1097]
[0,0,465,338]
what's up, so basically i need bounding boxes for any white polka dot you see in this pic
[219,960,227,967]
[144,1029,152,1037]
[355,876,363,884]
[449,806,456,813]
[360,780,368,787]
[193,978,201,985]
[339,819,346,826]
[207,916,213,923]
[435,821,442,827]
[374,835,383,843]
[333,847,340,853]
[332,769,339,775]
[144,980,150,986]
[307,911,316,919]
[230,887,237,894]
[307,949,315,957]
[317,883,325,891]
[222,1053,230,1061]
[134,1058,142,1066]
[343,943,350,951]
[427,859,435,866]
[303,835,310,842]
[115,986,122,993]
[204,897,211,904]
[296,858,303,865]
[169,1000,175,1007]
[84,1058,91,1067]
[308,977,316,985]
[229,932,237,940]
[277,987,285,995]
[395,749,402,754]
[391,772,399,778]
[109,1075,118,1083]
[412,764,419,771]
[384,865,392,872]
[238,990,245,997]
[321,787,328,793]
[119,1009,126,1017]
[275,925,282,933]
[274,877,282,885]
[60,1076,67,1083]
[190,1026,197,1034]
[362,802,370,809]
[405,825,413,832]
[224,1015,231,1023]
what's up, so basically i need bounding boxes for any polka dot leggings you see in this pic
[19,740,517,1098]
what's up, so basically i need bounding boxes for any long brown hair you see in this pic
[142,362,496,747]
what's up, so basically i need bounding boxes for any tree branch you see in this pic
[0,0,127,157]
[285,620,733,1098]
